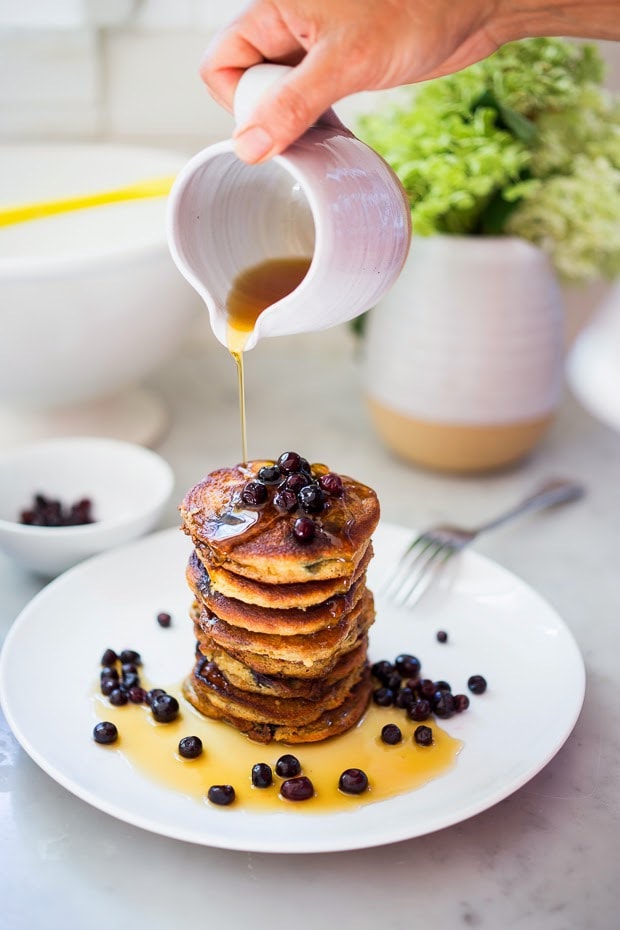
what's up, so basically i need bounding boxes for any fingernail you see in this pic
[233,125,274,163]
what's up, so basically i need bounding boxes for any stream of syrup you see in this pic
[226,257,312,462]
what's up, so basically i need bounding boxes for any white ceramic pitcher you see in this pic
[166,64,411,351]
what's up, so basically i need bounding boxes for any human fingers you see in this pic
[200,3,307,112]
[231,38,380,162]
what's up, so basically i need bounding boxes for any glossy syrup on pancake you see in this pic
[226,257,312,463]
[182,461,379,581]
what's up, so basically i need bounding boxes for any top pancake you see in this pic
[180,459,380,585]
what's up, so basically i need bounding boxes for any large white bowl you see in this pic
[0,437,175,577]
[0,143,201,445]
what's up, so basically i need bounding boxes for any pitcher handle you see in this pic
[233,63,353,136]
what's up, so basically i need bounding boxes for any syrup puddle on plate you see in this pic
[93,688,462,813]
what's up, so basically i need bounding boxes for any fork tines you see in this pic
[380,533,456,608]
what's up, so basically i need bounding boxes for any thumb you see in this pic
[232,44,360,163]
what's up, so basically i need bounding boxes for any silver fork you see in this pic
[380,478,585,608]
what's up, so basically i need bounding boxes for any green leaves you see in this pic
[356,38,620,281]
[476,191,522,236]
[473,90,538,145]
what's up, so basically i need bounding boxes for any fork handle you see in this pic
[473,479,585,535]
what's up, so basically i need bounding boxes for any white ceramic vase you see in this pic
[364,235,565,472]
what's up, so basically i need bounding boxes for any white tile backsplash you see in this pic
[0,29,100,138]
[0,0,85,29]
[132,0,197,29]
[100,29,233,147]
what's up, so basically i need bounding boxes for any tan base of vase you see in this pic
[367,398,554,474]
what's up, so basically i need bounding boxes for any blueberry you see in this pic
[408,699,432,722]
[241,480,268,507]
[433,691,456,718]
[100,677,117,696]
[385,673,402,692]
[277,452,303,473]
[468,674,487,695]
[371,660,393,684]
[145,688,166,705]
[436,630,448,643]
[280,776,314,801]
[293,516,316,543]
[207,784,235,806]
[151,693,180,723]
[101,648,118,666]
[381,723,402,745]
[274,489,298,512]
[119,650,141,666]
[275,754,301,777]
[372,687,395,707]
[417,678,437,699]
[157,611,172,628]
[122,671,140,689]
[109,687,129,706]
[128,686,147,704]
[395,654,421,678]
[454,694,470,712]
[434,680,452,692]
[414,725,433,747]
[284,473,310,494]
[338,768,369,795]
[298,484,325,514]
[251,763,273,788]
[93,721,118,744]
[65,498,94,525]
[318,473,343,497]
[100,666,119,680]
[178,735,203,759]
[394,687,416,709]
[257,465,281,484]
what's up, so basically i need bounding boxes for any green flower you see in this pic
[507,156,620,281]
[357,38,620,282]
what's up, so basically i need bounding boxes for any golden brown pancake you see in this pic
[198,542,373,609]
[194,638,369,700]
[182,667,372,744]
[195,622,371,680]
[186,653,367,727]
[181,460,380,584]
[186,548,367,635]
[194,588,375,669]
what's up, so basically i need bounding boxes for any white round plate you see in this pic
[0,523,585,853]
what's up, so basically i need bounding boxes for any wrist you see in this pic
[488,1,620,44]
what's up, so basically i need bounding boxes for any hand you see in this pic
[201,0,620,164]
[200,0,505,163]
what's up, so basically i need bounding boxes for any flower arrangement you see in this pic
[357,38,620,283]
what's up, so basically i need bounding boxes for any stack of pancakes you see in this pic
[179,455,380,743]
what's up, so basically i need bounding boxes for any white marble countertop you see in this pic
[1,324,619,930]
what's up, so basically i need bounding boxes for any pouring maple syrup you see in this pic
[226,256,312,462]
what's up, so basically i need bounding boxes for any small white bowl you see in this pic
[0,437,174,577]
